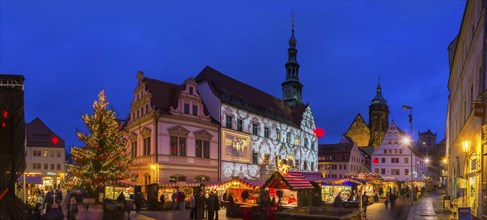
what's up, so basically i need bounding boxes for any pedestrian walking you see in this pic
[207,192,215,220]
[180,191,186,211]
[195,191,205,220]
[159,193,165,210]
[384,194,390,208]
[172,190,178,211]
[213,193,220,220]
[134,192,142,214]
[390,193,397,209]
[69,195,78,220]
[361,192,368,215]
[333,194,343,208]
[189,194,196,219]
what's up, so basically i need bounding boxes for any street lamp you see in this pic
[461,140,471,208]
[402,105,413,204]
[402,136,414,204]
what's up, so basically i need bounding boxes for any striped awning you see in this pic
[263,171,314,190]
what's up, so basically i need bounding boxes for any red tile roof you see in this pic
[26,118,65,148]
[318,143,354,162]
[142,77,182,114]
[195,66,308,127]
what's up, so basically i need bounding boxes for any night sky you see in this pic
[0,1,465,150]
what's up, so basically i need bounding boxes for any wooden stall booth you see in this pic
[158,182,202,210]
[104,179,137,200]
[262,171,317,209]
[205,178,264,218]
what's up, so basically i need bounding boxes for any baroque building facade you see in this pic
[126,72,220,185]
[446,1,486,218]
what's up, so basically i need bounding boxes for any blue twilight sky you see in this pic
[1,1,465,150]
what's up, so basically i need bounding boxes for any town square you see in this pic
[0,1,482,220]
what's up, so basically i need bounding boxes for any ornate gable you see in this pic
[194,129,213,140]
[170,77,211,121]
[345,113,370,146]
[168,125,190,136]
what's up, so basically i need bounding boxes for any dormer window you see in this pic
[189,87,193,95]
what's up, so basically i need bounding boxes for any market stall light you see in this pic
[425,158,430,164]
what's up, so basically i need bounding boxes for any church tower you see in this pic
[282,14,303,107]
[369,79,389,149]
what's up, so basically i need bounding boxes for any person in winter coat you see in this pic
[207,193,216,220]
[333,194,343,208]
[213,193,220,220]
[69,195,78,220]
[195,191,205,220]
[189,194,196,219]
[134,192,142,214]
[172,190,178,211]
[159,194,165,210]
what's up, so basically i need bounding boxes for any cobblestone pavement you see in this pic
[363,197,412,220]
[407,189,452,220]
[77,205,239,220]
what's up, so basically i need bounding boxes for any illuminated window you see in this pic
[405,169,409,175]
[404,157,409,163]
[194,175,210,183]
[44,150,48,157]
[295,136,300,146]
[170,136,186,156]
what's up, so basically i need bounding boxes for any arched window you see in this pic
[169,175,187,183]
[194,175,210,183]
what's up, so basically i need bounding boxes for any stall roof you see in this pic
[292,172,326,182]
[105,179,138,187]
[206,178,264,188]
[17,175,42,184]
[263,172,315,190]
[330,178,364,186]
[160,182,201,187]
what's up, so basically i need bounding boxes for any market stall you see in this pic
[157,182,202,209]
[206,178,264,218]
[344,166,383,202]
[104,179,137,200]
[262,171,317,208]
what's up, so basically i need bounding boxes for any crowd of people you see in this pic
[30,187,84,220]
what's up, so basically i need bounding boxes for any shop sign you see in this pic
[458,207,472,220]
[474,103,485,118]
[47,172,56,176]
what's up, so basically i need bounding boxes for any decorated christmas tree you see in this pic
[68,90,131,197]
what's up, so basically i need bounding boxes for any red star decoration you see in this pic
[2,111,7,118]
[313,128,325,138]
[51,136,59,145]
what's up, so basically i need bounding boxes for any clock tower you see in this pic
[282,14,303,107]
[369,80,389,149]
